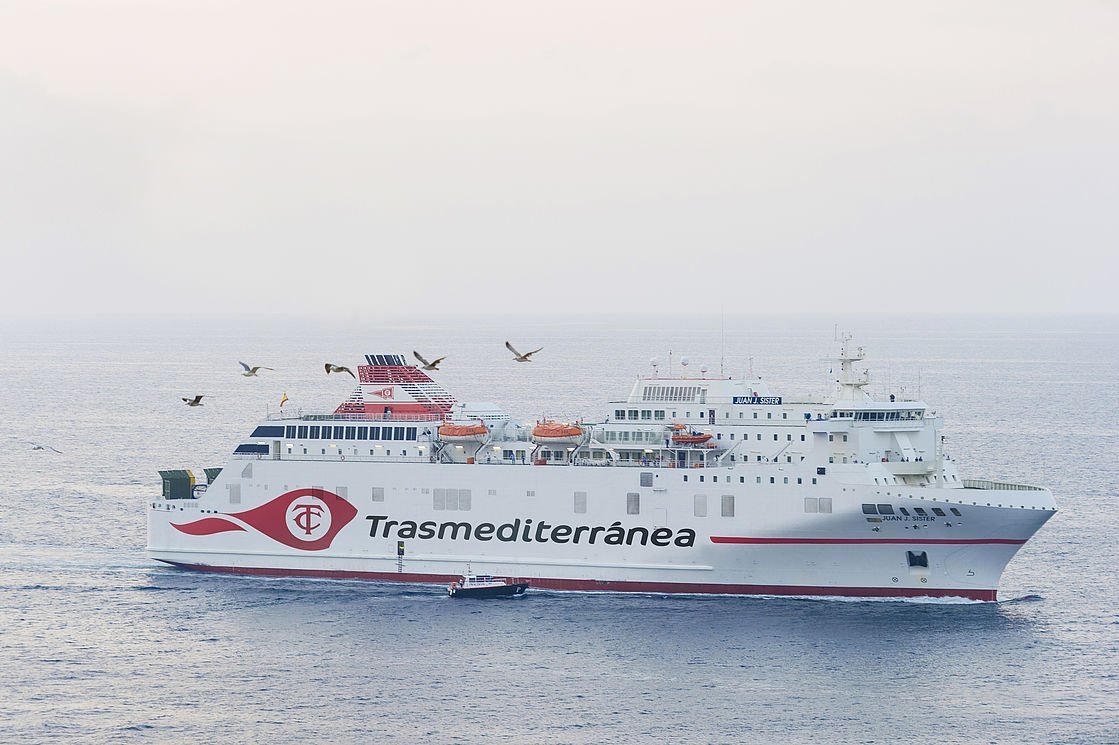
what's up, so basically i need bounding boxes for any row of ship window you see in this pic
[603,431,808,443]
[614,409,817,421]
[683,474,819,486]
[279,425,418,441]
[862,503,962,517]
[832,410,924,421]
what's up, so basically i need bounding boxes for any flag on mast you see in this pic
[279,392,289,408]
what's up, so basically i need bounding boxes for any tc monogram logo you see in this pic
[285,497,332,542]
[173,488,358,551]
[292,503,324,535]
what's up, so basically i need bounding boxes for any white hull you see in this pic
[149,458,1055,601]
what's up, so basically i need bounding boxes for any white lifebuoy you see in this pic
[340,455,346,461]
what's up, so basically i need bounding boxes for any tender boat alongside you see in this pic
[148,342,1056,602]
[448,573,529,598]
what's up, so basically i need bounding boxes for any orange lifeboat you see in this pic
[438,421,489,443]
[532,421,585,445]
[672,432,713,445]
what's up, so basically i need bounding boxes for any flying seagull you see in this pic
[324,363,356,378]
[413,350,447,370]
[29,442,63,454]
[182,395,205,407]
[505,341,543,362]
[239,361,274,377]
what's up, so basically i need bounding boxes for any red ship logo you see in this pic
[368,386,394,400]
[171,489,357,551]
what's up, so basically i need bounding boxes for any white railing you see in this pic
[962,479,1045,492]
[265,409,444,423]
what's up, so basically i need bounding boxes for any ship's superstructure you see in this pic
[148,341,1056,601]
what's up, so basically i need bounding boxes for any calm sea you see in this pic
[0,314,1115,744]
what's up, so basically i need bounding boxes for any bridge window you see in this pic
[357,426,368,439]
[641,410,651,420]
[286,426,296,438]
[861,503,878,514]
[333,426,344,439]
[628,410,639,420]
[914,508,928,516]
[640,472,653,487]
[297,426,308,438]
[876,504,894,514]
[615,410,625,419]
[932,507,946,517]
[345,426,356,440]
[950,508,962,516]
[654,410,665,420]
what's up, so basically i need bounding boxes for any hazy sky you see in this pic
[1,1,1116,316]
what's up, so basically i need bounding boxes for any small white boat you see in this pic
[447,572,529,598]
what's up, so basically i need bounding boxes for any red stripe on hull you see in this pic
[710,537,1026,545]
[157,560,997,602]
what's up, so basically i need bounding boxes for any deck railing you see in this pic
[962,479,1045,492]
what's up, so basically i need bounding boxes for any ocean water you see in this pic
[0,314,1116,744]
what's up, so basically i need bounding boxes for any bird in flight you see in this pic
[182,395,205,407]
[324,363,356,378]
[239,361,274,377]
[413,350,447,370]
[28,442,63,454]
[505,341,543,362]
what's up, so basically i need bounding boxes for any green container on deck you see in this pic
[159,469,195,500]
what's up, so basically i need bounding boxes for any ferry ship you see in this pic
[147,339,1056,601]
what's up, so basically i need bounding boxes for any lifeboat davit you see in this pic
[438,422,489,444]
[532,421,585,445]
[672,432,713,445]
